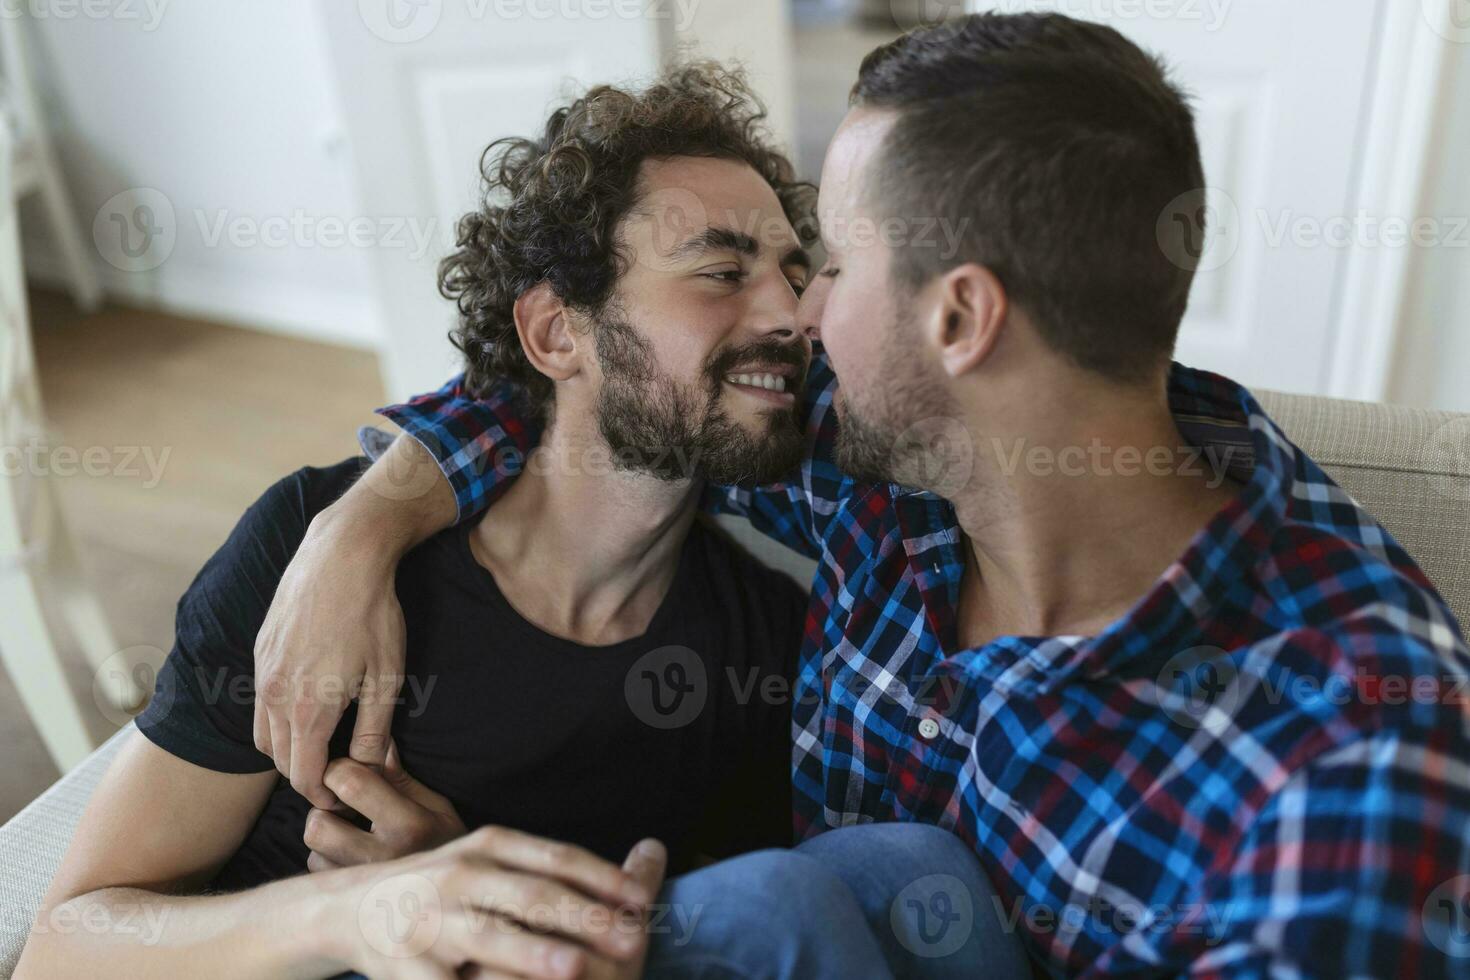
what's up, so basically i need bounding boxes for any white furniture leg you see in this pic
[0,114,117,771]
[0,15,102,312]
[0,542,95,771]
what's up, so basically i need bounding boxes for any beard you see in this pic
[591,311,807,485]
[833,308,971,495]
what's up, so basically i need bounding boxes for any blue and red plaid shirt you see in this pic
[380,355,1470,978]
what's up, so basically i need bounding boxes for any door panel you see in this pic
[314,2,660,399]
[974,0,1386,394]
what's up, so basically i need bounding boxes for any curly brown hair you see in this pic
[438,62,818,423]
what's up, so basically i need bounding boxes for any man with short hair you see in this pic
[254,13,1470,977]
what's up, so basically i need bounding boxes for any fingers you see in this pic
[289,701,346,809]
[455,825,654,910]
[622,838,668,900]
[324,758,420,827]
[305,850,339,873]
[266,703,293,786]
[303,806,384,867]
[446,916,588,980]
[349,679,400,769]
[252,698,272,762]
[455,866,644,962]
[384,742,455,813]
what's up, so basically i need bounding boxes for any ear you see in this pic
[513,282,580,382]
[923,264,1007,379]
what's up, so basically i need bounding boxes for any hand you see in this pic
[304,742,467,871]
[467,839,669,980]
[584,839,669,980]
[327,826,661,980]
[252,502,410,810]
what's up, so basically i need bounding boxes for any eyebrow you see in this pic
[669,226,811,274]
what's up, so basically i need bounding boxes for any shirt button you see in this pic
[917,717,940,740]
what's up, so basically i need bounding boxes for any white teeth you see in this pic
[725,372,788,393]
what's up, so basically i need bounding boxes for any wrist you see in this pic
[306,494,420,566]
[282,865,370,974]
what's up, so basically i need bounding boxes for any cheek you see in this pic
[820,288,885,391]
[639,309,727,380]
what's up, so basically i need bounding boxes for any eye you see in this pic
[789,277,809,298]
[701,270,745,285]
[821,266,841,279]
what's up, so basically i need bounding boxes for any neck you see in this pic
[949,377,1240,643]
[469,419,700,645]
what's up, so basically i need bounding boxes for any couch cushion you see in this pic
[0,727,131,978]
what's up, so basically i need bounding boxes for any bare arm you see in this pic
[15,732,654,979]
[253,433,456,807]
[14,734,332,978]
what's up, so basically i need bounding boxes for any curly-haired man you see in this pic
[21,65,1013,980]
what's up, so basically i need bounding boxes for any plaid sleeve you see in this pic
[700,350,862,559]
[376,374,539,523]
[1186,727,1470,979]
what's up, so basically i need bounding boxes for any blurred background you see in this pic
[1,0,1467,820]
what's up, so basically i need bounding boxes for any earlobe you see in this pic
[513,283,579,382]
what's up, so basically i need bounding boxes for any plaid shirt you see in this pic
[380,355,1470,978]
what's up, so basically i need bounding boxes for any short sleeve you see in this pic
[134,459,364,772]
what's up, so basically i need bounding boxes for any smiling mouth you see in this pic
[722,371,798,406]
[723,371,790,393]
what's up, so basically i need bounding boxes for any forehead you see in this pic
[817,107,897,228]
[632,156,799,253]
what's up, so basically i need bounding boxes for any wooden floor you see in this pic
[0,289,386,823]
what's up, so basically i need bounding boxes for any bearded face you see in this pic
[591,311,809,486]
[831,306,967,494]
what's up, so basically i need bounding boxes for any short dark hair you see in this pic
[852,13,1205,383]
[439,62,817,422]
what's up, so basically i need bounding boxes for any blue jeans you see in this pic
[644,823,1032,979]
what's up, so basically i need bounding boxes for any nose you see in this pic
[797,276,827,344]
[749,270,803,344]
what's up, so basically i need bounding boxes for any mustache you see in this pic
[707,338,810,393]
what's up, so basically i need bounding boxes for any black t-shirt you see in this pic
[136,458,804,889]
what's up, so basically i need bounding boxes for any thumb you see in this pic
[383,739,453,812]
[622,838,668,900]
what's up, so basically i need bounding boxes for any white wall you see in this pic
[20,0,799,371]
[667,0,798,154]
[21,1,381,350]
[1389,40,1470,414]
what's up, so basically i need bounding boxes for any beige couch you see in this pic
[1,391,1467,977]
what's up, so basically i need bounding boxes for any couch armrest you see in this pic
[0,726,132,979]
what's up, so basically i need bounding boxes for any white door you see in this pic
[313,1,665,400]
[972,0,1402,396]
